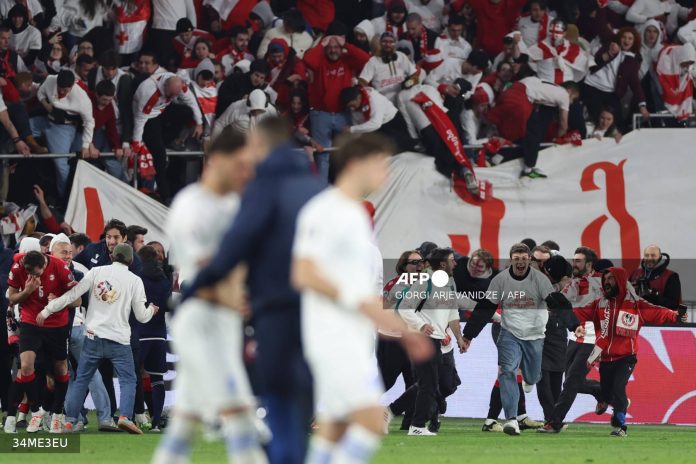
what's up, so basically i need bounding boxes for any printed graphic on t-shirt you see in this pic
[95,280,120,303]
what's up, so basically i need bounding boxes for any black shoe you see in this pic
[437,397,447,415]
[400,419,411,431]
[16,419,27,429]
[610,426,627,437]
[537,422,562,433]
[428,419,441,434]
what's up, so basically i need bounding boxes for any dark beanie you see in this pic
[176,18,194,34]
[544,255,572,283]
[56,70,75,88]
[594,259,614,273]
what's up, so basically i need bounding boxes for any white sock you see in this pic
[151,416,195,464]
[221,415,267,464]
[332,424,381,464]
[484,418,496,426]
[306,435,336,464]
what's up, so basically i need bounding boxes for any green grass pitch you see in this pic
[4,418,696,463]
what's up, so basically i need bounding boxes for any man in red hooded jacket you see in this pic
[573,267,687,437]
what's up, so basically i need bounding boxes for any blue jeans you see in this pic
[31,116,81,197]
[309,110,350,180]
[64,335,136,424]
[66,325,112,424]
[497,328,544,420]
[92,128,127,182]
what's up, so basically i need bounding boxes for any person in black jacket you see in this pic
[136,245,171,431]
[629,245,682,310]
[216,59,271,117]
[73,219,142,275]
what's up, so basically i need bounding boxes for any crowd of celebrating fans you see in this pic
[0,0,693,209]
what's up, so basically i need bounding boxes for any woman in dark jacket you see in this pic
[583,24,650,130]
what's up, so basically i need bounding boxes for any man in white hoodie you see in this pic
[37,243,158,434]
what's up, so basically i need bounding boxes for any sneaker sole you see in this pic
[99,426,122,432]
[503,426,521,436]
[118,423,143,435]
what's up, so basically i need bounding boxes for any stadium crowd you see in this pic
[0,0,693,210]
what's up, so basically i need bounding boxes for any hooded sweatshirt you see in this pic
[639,19,664,79]
[574,267,678,362]
[629,252,682,309]
[8,4,41,65]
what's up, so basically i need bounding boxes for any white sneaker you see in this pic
[3,416,17,434]
[73,421,86,432]
[49,413,63,434]
[522,381,534,393]
[383,408,394,435]
[503,419,521,436]
[408,426,437,436]
[27,408,46,433]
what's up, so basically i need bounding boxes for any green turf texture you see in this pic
[4,417,696,463]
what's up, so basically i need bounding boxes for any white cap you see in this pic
[49,233,71,253]
[19,237,41,254]
[232,59,251,74]
[248,89,269,111]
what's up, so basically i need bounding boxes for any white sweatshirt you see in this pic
[41,262,155,345]
[152,0,196,31]
[626,0,671,25]
[348,87,398,134]
[37,75,95,148]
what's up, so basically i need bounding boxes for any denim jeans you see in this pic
[66,325,112,424]
[31,116,81,197]
[92,128,127,182]
[497,328,544,420]
[309,110,350,180]
[64,335,137,424]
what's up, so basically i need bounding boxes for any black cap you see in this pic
[594,259,614,273]
[56,70,75,88]
[543,255,572,283]
[176,18,194,34]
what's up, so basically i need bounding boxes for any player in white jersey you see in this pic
[292,134,431,464]
[152,127,267,464]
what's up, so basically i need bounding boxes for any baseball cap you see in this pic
[112,243,133,264]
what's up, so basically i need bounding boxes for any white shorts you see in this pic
[305,340,383,422]
[170,299,254,415]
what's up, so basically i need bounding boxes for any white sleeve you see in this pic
[44,271,94,315]
[678,20,696,47]
[350,95,388,133]
[626,0,650,24]
[0,92,6,113]
[398,280,428,330]
[79,91,95,148]
[292,206,322,260]
[132,278,154,323]
[461,109,488,145]
[37,78,50,102]
[257,29,274,59]
[359,59,376,84]
[28,28,42,51]
[608,0,629,14]
[131,80,153,142]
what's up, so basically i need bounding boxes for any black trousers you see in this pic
[411,338,441,428]
[519,105,556,169]
[550,341,602,425]
[582,83,620,127]
[537,370,563,421]
[376,337,413,392]
[599,355,636,416]
[378,112,416,153]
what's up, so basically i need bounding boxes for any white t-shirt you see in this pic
[359,52,417,103]
[10,26,42,58]
[521,76,570,111]
[293,188,377,356]
[348,87,398,134]
[406,0,446,33]
[166,183,240,285]
[434,33,472,63]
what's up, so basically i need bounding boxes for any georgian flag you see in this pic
[203,0,257,28]
[656,45,695,120]
[192,82,218,131]
[114,0,151,55]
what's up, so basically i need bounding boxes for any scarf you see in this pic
[386,17,406,38]
[228,46,248,63]
[417,27,429,57]
[537,13,550,43]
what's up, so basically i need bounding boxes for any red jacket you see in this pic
[451,0,526,55]
[303,43,369,113]
[297,0,335,32]
[486,82,534,142]
[574,267,678,362]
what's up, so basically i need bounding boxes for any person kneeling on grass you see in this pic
[556,267,687,437]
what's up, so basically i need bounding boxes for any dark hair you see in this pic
[396,250,422,274]
[561,81,580,94]
[526,0,547,10]
[532,245,551,256]
[207,126,247,156]
[282,9,306,34]
[332,133,396,179]
[112,248,132,265]
[515,63,537,79]
[428,248,454,271]
[326,20,349,37]
[574,246,597,264]
[288,89,309,114]
[127,225,148,243]
[138,51,158,65]
[340,86,362,109]
[509,243,531,257]
[405,13,422,24]
[137,245,159,263]
[98,49,120,69]
[95,79,115,97]
[69,233,92,249]
[521,238,536,250]
[194,37,212,52]
[103,218,127,237]
[56,69,75,88]
[76,53,96,67]
[448,15,466,27]
[249,58,270,77]
[541,240,560,251]
[0,26,10,34]
[230,25,249,38]
[197,69,214,81]
[23,250,46,270]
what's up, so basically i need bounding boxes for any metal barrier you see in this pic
[632,113,696,130]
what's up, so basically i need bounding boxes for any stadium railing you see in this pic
[632,113,696,130]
